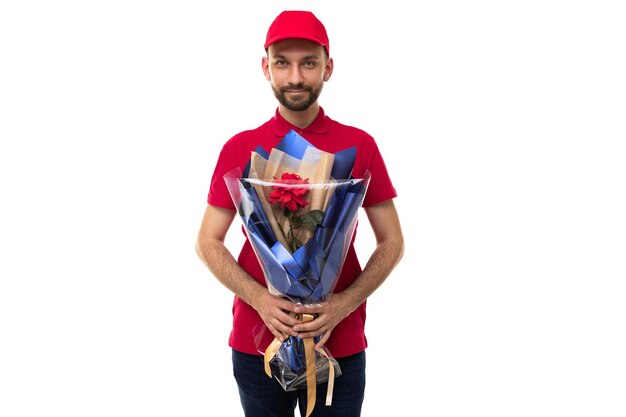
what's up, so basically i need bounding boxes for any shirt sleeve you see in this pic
[206,142,239,211]
[358,137,398,208]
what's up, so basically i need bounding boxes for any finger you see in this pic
[275,298,299,313]
[294,322,327,339]
[270,317,298,338]
[266,322,285,342]
[292,318,323,334]
[276,310,303,327]
[315,332,331,350]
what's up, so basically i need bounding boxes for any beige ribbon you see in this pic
[302,314,317,417]
[263,314,336,416]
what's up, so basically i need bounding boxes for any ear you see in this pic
[323,57,334,82]
[262,56,271,81]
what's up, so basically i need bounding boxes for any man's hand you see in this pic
[252,291,301,342]
[291,292,354,350]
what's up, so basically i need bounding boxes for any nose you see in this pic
[286,65,304,85]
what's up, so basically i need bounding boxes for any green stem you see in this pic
[286,210,293,240]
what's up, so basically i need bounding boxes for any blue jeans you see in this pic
[232,349,366,417]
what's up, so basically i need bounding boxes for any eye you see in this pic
[274,60,288,68]
[302,60,316,68]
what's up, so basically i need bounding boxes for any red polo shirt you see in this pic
[207,107,397,358]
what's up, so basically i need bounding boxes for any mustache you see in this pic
[280,84,312,93]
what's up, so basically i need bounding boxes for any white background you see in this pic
[1,0,625,416]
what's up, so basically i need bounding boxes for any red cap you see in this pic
[264,11,329,55]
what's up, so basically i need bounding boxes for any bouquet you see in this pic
[224,130,370,416]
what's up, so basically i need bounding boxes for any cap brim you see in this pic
[264,34,327,52]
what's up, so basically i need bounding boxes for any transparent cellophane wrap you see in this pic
[224,173,370,392]
[254,324,342,392]
[223,130,370,399]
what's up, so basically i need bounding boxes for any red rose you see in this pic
[269,173,310,212]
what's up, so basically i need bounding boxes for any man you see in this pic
[196,10,404,417]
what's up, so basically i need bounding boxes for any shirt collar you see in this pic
[270,107,330,136]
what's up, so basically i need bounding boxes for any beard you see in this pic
[272,82,323,112]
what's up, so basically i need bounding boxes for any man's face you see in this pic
[263,39,333,112]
